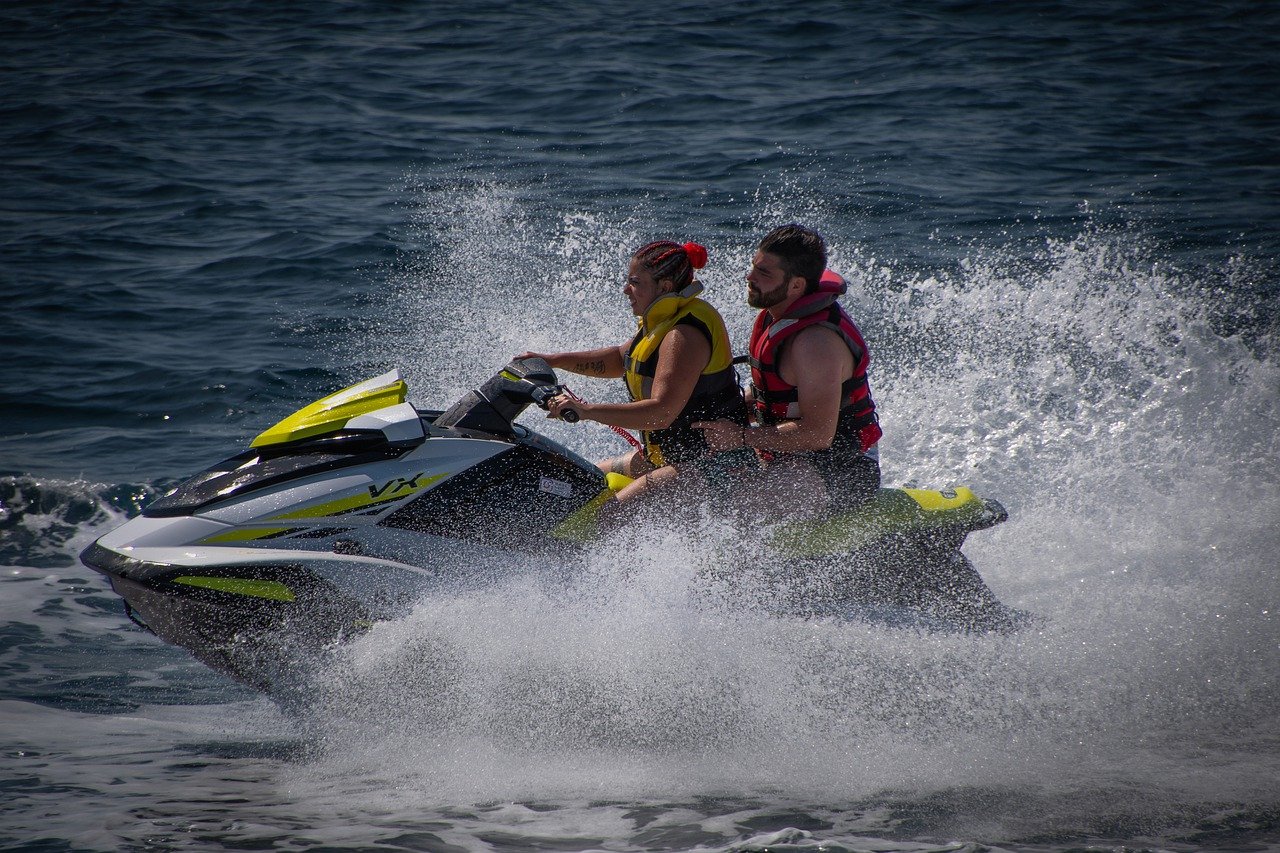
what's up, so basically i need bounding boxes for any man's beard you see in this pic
[747,280,789,309]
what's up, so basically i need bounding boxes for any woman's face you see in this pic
[624,259,672,316]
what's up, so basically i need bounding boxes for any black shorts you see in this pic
[649,386,751,467]
[787,447,881,508]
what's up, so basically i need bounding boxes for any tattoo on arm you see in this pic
[575,359,606,375]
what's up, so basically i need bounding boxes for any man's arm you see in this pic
[762,324,850,451]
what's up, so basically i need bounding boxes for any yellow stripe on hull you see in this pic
[172,576,296,601]
[270,474,444,520]
[200,527,292,544]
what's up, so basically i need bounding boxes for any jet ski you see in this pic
[81,359,1025,693]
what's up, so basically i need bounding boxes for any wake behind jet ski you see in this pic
[81,359,1025,693]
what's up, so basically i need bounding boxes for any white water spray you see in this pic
[321,185,1279,823]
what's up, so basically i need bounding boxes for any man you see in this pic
[695,224,882,513]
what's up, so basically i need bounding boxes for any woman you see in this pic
[518,240,747,503]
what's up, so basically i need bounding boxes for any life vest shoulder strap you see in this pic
[625,313,714,379]
[751,305,865,374]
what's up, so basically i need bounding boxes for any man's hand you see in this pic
[692,418,744,452]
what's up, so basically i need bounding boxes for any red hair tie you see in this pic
[682,242,708,270]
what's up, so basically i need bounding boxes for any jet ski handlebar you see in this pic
[528,382,579,422]
[433,357,577,433]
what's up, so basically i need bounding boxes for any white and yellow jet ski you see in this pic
[81,359,1024,693]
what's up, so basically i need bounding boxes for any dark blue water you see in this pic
[3,2,1278,850]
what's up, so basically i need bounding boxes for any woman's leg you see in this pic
[596,448,655,479]
[612,463,681,503]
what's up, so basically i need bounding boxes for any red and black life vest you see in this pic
[748,270,882,453]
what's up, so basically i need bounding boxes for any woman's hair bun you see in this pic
[682,242,708,270]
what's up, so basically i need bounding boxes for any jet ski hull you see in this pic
[81,541,376,694]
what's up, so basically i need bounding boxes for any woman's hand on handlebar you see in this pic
[546,394,584,423]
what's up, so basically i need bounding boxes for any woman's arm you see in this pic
[515,344,627,378]
[546,326,710,430]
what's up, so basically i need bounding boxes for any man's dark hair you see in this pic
[758,224,826,293]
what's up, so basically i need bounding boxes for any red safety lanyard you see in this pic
[562,387,644,451]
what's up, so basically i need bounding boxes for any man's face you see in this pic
[747,251,796,309]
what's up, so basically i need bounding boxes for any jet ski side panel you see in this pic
[380,441,609,551]
[192,440,506,527]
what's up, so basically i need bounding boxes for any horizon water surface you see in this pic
[2,2,1279,851]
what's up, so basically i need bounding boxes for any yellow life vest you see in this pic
[622,282,741,466]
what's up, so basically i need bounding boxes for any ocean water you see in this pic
[3,1,1279,850]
